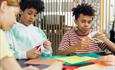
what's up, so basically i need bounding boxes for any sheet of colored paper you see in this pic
[56,56,96,64]
[77,64,105,70]
[77,64,114,70]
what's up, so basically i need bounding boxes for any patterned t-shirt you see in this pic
[59,28,107,54]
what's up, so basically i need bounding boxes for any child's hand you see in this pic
[93,32,107,41]
[70,37,91,51]
[26,48,41,59]
[43,40,51,49]
[81,37,91,49]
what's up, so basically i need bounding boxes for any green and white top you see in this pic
[0,29,13,70]
[5,22,52,59]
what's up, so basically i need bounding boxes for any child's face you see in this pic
[75,14,93,35]
[20,8,38,26]
[0,2,19,31]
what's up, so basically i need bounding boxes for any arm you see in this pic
[57,44,81,55]
[43,40,52,54]
[0,30,22,70]
[101,38,115,53]
[56,33,81,55]
[94,32,115,54]
[0,56,40,70]
[38,28,52,56]
[26,48,41,59]
[5,31,28,59]
[15,48,40,59]
[0,57,23,70]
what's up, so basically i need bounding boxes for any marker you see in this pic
[36,45,41,51]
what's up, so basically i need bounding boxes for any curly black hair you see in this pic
[20,0,44,13]
[72,3,95,20]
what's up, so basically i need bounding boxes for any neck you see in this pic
[19,20,29,26]
[75,29,89,36]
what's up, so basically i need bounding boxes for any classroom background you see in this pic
[30,0,115,55]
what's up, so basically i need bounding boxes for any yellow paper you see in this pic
[56,56,96,64]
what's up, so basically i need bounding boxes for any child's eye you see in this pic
[28,12,32,15]
[34,14,37,17]
[81,20,86,23]
[88,21,92,24]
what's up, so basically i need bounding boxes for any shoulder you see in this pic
[30,25,45,34]
[0,29,4,37]
[0,29,3,33]
[33,26,44,32]
[29,25,39,30]
[8,22,22,32]
[64,29,76,36]
[13,22,21,28]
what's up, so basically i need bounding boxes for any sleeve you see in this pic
[5,31,15,54]
[97,42,110,53]
[0,30,13,60]
[5,30,28,59]
[38,28,52,56]
[58,32,70,51]
[41,46,53,56]
[38,28,47,42]
[14,51,27,59]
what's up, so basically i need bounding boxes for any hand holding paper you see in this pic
[43,40,51,49]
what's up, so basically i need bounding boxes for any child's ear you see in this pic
[0,1,8,12]
[19,10,23,15]
[74,19,78,25]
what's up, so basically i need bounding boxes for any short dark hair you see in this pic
[72,3,95,20]
[20,0,44,13]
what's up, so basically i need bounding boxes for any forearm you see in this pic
[103,38,115,53]
[56,50,73,55]
[94,32,115,54]
[41,47,52,56]
[57,46,77,55]
[0,56,23,70]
